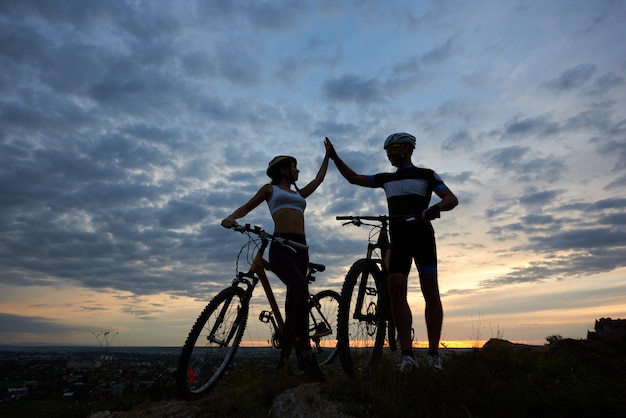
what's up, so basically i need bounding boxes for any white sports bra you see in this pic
[267,185,306,215]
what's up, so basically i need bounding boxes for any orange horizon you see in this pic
[237,338,544,349]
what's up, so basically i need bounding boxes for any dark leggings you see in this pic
[269,233,310,359]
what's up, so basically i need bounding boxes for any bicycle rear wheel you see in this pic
[310,289,340,365]
[177,286,248,399]
[337,258,386,377]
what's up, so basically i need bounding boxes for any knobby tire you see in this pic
[176,286,248,399]
[337,259,386,377]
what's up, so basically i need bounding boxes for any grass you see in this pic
[22,337,619,417]
[168,337,626,418]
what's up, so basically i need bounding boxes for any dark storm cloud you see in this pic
[1,0,625,312]
[540,63,624,98]
[481,232,626,288]
[503,116,560,137]
[274,36,342,86]
[605,174,626,190]
[442,171,473,185]
[0,313,93,335]
[0,3,257,298]
[592,135,626,172]
[321,74,386,103]
[518,188,562,207]
[195,0,311,33]
[441,130,474,151]
[528,227,626,252]
[481,195,626,287]
[215,41,263,87]
[482,146,565,182]
[420,37,455,65]
[541,63,597,92]
[312,119,361,139]
[588,71,625,95]
[595,197,626,210]
[245,0,308,31]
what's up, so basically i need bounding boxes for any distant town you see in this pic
[1,346,177,405]
[0,344,277,416]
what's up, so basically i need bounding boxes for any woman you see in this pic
[221,139,332,380]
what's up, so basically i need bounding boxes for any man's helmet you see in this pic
[266,155,297,178]
[383,132,416,150]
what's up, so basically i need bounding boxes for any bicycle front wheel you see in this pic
[310,289,340,365]
[176,286,249,399]
[337,258,386,377]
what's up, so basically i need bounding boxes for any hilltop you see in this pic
[92,337,626,418]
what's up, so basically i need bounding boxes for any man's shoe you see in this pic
[397,355,419,373]
[427,353,443,370]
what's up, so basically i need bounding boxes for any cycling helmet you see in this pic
[383,132,416,150]
[266,155,297,178]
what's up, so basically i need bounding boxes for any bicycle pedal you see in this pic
[311,324,331,338]
[259,310,273,323]
[311,330,332,338]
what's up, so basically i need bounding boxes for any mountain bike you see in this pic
[176,223,340,399]
[336,215,415,377]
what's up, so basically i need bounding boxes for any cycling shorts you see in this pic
[388,222,437,276]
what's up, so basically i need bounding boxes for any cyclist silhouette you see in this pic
[326,133,458,371]
[221,139,332,380]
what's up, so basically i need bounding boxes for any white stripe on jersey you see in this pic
[383,178,429,198]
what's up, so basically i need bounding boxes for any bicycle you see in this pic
[336,215,419,377]
[176,223,340,399]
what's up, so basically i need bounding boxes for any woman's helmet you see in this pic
[383,132,416,150]
[266,155,297,179]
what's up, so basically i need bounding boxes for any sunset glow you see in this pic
[1,1,624,349]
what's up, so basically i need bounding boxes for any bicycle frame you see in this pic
[336,215,405,376]
[217,224,332,349]
[237,236,286,337]
[177,223,339,399]
[337,215,392,303]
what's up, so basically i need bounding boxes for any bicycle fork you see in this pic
[207,274,254,347]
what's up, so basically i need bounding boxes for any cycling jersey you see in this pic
[367,163,448,276]
[368,163,446,218]
[267,185,306,215]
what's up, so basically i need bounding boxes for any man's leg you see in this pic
[419,272,443,353]
[387,272,413,351]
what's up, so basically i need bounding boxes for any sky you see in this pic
[1,0,625,348]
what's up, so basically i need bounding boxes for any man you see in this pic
[326,133,458,371]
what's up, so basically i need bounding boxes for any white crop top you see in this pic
[267,185,306,215]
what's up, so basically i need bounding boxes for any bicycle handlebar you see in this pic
[336,215,390,222]
[230,223,309,251]
[336,214,422,224]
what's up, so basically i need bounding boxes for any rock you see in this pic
[268,383,354,418]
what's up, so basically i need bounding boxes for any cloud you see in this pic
[321,74,387,103]
[482,146,565,183]
[481,194,626,288]
[541,63,597,92]
[157,200,210,229]
[0,313,93,335]
[503,116,560,137]
[442,130,474,151]
[420,37,455,65]
[1,0,625,346]
[518,188,563,207]
[588,71,625,95]
[215,41,264,87]
[245,1,309,32]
